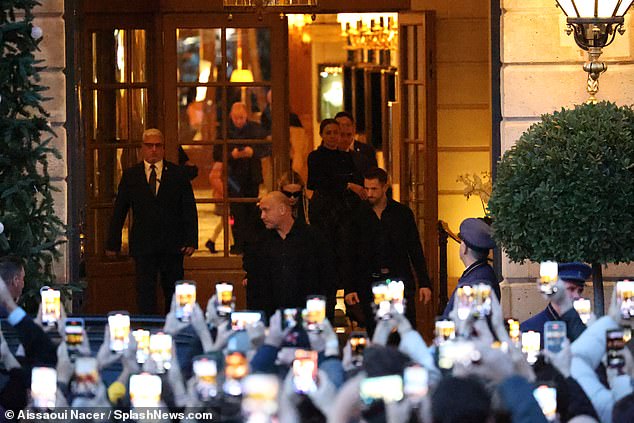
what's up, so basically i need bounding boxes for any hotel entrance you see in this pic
[77,1,438,336]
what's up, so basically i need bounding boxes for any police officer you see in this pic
[520,262,590,342]
[442,218,498,318]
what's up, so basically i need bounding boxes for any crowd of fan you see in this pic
[0,267,632,423]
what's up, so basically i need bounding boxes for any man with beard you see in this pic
[346,167,432,334]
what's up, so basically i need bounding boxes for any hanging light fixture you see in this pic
[555,0,634,102]
[224,0,318,20]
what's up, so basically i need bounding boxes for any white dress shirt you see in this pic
[144,160,163,195]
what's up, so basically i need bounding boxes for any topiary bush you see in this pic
[488,102,634,313]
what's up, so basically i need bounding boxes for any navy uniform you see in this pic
[520,262,590,343]
[442,218,499,318]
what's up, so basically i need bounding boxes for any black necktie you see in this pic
[149,164,157,196]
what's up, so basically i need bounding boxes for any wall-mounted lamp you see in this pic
[555,0,634,102]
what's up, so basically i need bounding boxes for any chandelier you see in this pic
[337,13,398,51]
[555,0,634,102]
[224,0,318,20]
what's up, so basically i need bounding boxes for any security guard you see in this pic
[520,262,590,342]
[442,218,499,318]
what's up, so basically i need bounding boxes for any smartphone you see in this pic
[388,280,405,315]
[533,384,557,421]
[456,285,474,321]
[506,318,521,346]
[616,280,634,320]
[371,283,391,320]
[108,311,130,352]
[292,349,318,394]
[434,319,456,346]
[539,261,558,295]
[573,298,592,324]
[31,367,57,409]
[132,329,150,364]
[129,373,162,407]
[521,331,541,364]
[241,374,280,419]
[65,318,85,355]
[231,311,263,331]
[149,332,173,372]
[216,282,235,317]
[304,296,326,331]
[40,287,61,327]
[544,321,567,353]
[175,280,196,322]
[282,308,299,330]
[606,329,625,368]
[473,283,492,318]
[404,366,428,399]
[359,375,404,405]
[72,357,99,397]
[350,332,368,366]
[224,352,248,396]
[193,355,219,401]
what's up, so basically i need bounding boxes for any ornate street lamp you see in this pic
[555,0,634,102]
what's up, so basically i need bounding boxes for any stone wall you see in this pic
[412,0,492,292]
[500,0,634,319]
[35,0,68,282]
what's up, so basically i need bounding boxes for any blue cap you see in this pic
[459,218,496,252]
[558,262,591,286]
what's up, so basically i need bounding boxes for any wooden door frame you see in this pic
[398,11,438,338]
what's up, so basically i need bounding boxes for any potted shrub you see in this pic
[488,101,634,315]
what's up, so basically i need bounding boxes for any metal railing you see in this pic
[438,220,460,312]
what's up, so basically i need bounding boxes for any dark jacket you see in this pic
[106,161,198,256]
[349,199,431,298]
[520,303,586,347]
[243,220,336,318]
[442,260,499,318]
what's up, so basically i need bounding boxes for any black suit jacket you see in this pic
[107,161,198,256]
[349,199,431,298]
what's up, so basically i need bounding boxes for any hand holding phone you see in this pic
[538,261,558,295]
[65,318,85,359]
[31,367,57,409]
[521,331,541,364]
[533,383,557,421]
[544,321,566,354]
[304,296,326,332]
[231,311,263,331]
[360,375,404,405]
[175,280,196,322]
[292,349,318,394]
[193,354,219,401]
[40,287,61,327]
[149,332,173,372]
[215,282,234,317]
[350,332,368,366]
[130,373,162,407]
[108,311,130,352]
[606,329,625,368]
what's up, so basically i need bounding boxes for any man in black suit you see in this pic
[346,167,432,335]
[335,111,378,182]
[106,128,198,314]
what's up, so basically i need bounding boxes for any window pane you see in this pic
[195,203,227,257]
[226,28,271,82]
[130,88,148,141]
[178,87,222,143]
[130,30,148,83]
[177,28,222,83]
[90,29,125,84]
[224,87,270,140]
[89,90,128,142]
[180,144,216,200]
[91,147,139,199]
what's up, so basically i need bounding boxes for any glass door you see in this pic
[164,14,289,261]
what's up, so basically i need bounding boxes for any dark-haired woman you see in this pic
[307,119,366,319]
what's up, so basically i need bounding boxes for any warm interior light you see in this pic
[230,69,254,83]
